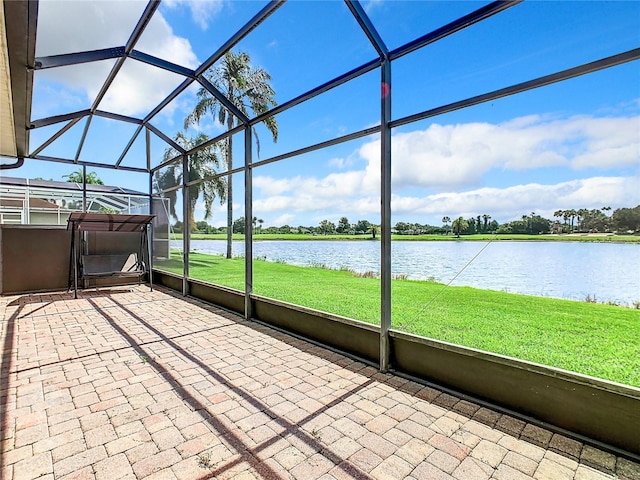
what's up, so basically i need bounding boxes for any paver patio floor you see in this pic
[1,286,639,480]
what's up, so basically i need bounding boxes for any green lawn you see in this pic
[156,252,640,387]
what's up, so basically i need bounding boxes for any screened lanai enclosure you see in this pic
[1,0,639,458]
[0,176,154,224]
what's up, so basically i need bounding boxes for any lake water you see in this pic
[174,239,640,305]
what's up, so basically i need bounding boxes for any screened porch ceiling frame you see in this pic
[2,0,640,373]
[3,0,637,176]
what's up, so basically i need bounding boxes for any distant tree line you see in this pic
[173,205,640,236]
[551,207,640,234]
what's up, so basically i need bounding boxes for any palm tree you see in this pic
[553,210,564,232]
[530,212,536,234]
[562,210,571,232]
[184,50,278,258]
[451,217,468,238]
[252,216,264,233]
[566,209,577,232]
[63,169,104,185]
[577,208,588,232]
[156,132,227,231]
[442,216,451,235]
[482,214,491,232]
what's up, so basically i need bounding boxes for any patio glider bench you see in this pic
[67,213,155,298]
[81,253,146,288]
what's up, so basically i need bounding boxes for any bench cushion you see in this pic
[82,253,143,277]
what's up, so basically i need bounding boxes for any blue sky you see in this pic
[9,0,640,228]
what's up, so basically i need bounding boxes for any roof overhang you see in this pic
[1,0,37,160]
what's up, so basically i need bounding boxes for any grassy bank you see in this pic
[156,252,640,387]
[170,232,640,243]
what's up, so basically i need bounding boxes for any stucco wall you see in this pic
[0,225,71,293]
[0,225,145,294]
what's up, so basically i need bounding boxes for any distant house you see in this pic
[1,175,173,257]
[551,221,563,234]
[0,176,153,225]
[0,196,62,224]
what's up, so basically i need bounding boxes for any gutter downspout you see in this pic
[0,157,25,169]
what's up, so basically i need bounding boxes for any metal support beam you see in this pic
[379,58,392,372]
[30,117,83,156]
[244,126,253,321]
[252,58,380,127]
[126,1,161,52]
[90,61,125,113]
[146,127,151,172]
[146,123,186,154]
[147,223,153,291]
[129,50,196,78]
[31,154,148,173]
[251,125,380,170]
[155,183,181,197]
[75,115,93,162]
[94,110,143,125]
[345,1,388,57]
[152,124,244,174]
[72,221,78,299]
[144,1,283,126]
[115,124,144,168]
[35,46,125,69]
[91,1,160,112]
[198,76,250,125]
[82,165,87,211]
[186,125,244,159]
[195,1,285,77]
[144,78,193,123]
[30,109,90,129]
[182,154,189,296]
[391,48,640,129]
[148,161,154,283]
[389,0,522,61]
[344,0,392,373]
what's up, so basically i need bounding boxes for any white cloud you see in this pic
[254,168,378,201]
[253,176,300,196]
[252,190,380,220]
[271,213,296,226]
[162,0,225,30]
[363,0,385,15]
[390,176,640,222]
[249,112,639,225]
[328,157,349,169]
[35,0,200,118]
[568,116,640,169]
[99,60,188,117]
[356,114,639,191]
[36,1,148,57]
[251,174,639,226]
[137,17,200,69]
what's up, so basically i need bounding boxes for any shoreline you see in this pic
[170,232,640,244]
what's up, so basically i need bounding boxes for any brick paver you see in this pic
[1,286,638,479]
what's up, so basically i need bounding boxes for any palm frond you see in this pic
[180,49,278,245]
[184,97,219,130]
